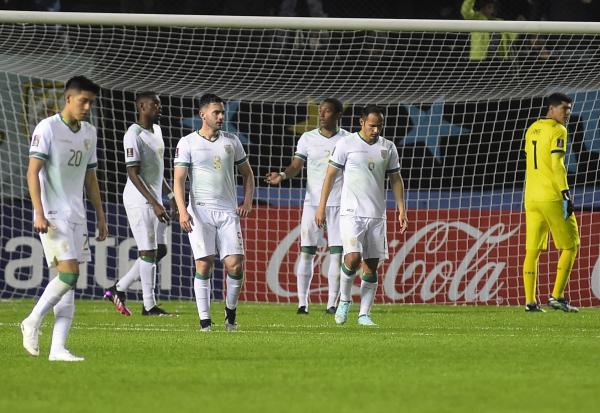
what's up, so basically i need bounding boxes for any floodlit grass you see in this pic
[1,300,599,413]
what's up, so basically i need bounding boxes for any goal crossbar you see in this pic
[1,10,600,34]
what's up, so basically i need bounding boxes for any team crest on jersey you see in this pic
[368,159,375,171]
[557,138,565,148]
[31,135,40,146]
[380,150,388,159]
[126,148,134,158]
[224,144,233,154]
[84,139,91,150]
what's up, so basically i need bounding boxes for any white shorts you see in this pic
[340,215,388,261]
[125,205,159,251]
[187,206,244,260]
[39,219,91,267]
[301,205,342,247]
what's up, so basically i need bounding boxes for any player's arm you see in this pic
[389,172,408,234]
[173,165,193,232]
[237,161,255,217]
[265,157,304,185]
[27,157,49,233]
[315,164,340,228]
[127,165,169,223]
[162,178,178,220]
[84,169,108,241]
[551,149,573,219]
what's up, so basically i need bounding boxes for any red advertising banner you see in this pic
[242,207,600,306]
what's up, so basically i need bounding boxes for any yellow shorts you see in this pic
[525,201,580,251]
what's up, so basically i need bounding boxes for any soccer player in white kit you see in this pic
[265,98,349,315]
[21,76,108,361]
[316,105,407,326]
[173,94,255,331]
[104,91,175,316]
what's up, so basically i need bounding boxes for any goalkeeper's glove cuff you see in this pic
[561,189,571,201]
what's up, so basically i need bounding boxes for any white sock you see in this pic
[226,275,243,310]
[327,252,341,308]
[194,277,211,320]
[116,259,140,291]
[139,259,157,311]
[339,264,356,302]
[50,290,75,354]
[26,276,72,328]
[296,252,314,308]
[359,280,378,316]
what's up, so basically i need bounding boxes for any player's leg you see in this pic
[189,206,217,330]
[547,203,580,312]
[336,216,367,325]
[22,220,80,357]
[218,211,246,330]
[358,258,379,326]
[194,257,214,331]
[523,203,548,312]
[325,206,342,313]
[143,222,171,316]
[357,217,387,326]
[297,206,320,314]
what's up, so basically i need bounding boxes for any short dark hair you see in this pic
[136,90,158,105]
[360,104,385,119]
[198,93,224,109]
[321,98,343,114]
[546,93,572,108]
[64,76,100,95]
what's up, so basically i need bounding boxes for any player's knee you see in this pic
[226,261,244,277]
[156,244,168,262]
[344,253,361,271]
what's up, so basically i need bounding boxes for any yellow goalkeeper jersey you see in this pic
[524,118,569,203]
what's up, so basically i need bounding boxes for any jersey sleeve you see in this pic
[329,139,347,169]
[233,136,248,166]
[551,126,568,154]
[174,137,191,168]
[294,134,308,161]
[123,128,141,167]
[386,143,401,175]
[87,133,98,170]
[29,121,52,161]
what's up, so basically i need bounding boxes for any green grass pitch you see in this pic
[1,300,599,413]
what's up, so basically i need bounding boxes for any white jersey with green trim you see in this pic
[123,123,165,207]
[29,113,98,223]
[329,132,400,218]
[174,130,247,211]
[294,128,349,206]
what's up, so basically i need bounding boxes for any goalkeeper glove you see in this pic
[562,190,574,220]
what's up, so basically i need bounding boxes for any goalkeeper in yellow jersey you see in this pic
[523,93,579,313]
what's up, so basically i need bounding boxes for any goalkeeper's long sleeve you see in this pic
[551,152,569,194]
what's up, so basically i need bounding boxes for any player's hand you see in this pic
[562,190,575,220]
[315,206,326,228]
[96,217,108,241]
[398,210,408,234]
[264,172,283,185]
[237,202,252,218]
[152,201,170,224]
[179,210,194,233]
[33,215,50,234]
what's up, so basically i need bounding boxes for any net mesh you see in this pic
[1,20,600,306]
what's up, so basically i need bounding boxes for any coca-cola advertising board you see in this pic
[243,207,600,306]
